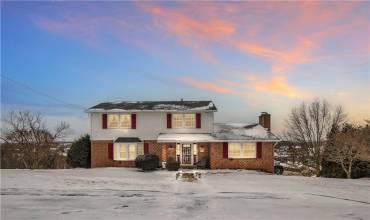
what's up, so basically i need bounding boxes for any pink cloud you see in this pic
[245,75,311,98]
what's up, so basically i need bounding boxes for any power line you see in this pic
[1,74,86,110]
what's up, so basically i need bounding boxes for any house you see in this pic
[87,100,279,172]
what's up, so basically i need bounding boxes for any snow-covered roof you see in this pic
[87,101,217,112]
[158,123,280,142]
[211,123,280,141]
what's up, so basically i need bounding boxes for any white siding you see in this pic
[90,112,214,141]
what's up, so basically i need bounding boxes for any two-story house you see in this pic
[87,100,279,172]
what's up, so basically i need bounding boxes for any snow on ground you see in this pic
[1,168,369,220]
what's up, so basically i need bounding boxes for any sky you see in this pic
[1,1,369,140]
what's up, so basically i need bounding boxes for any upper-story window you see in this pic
[108,114,131,129]
[172,113,196,128]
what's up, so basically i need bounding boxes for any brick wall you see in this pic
[162,144,176,162]
[209,142,274,173]
[91,140,135,168]
[92,140,274,172]
[145,140,162,161]
[197,143,210,162]
[91,140,173,168]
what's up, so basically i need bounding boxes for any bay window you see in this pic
[172,113,196,128]
[114,143,143,161]
[228,142,256,158]
[128,144,136,160]
[108,114,131,129]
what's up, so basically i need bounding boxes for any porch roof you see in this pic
[157,133,215,143]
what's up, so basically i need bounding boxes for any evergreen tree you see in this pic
[67,134,91,168]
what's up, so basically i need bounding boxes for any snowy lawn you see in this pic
[1,168,369,220]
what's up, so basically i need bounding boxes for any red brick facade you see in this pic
[91,140,275,173]
[91,140,135,168]
[209,142,274,173]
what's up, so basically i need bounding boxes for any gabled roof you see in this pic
[87,101,217,112]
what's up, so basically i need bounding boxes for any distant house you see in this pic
[86,101,279,172]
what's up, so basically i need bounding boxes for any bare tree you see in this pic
[285,99,346,176]
[1,110,70,169]
[326,122,370,178]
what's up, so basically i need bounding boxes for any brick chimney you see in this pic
[259,112,271,131]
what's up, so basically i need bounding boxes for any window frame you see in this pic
[114,143,143,161]
[172,113,196,129]
[228,142,257,159]
[107,114,132,129]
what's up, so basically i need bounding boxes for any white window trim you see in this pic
[114,143,141,161]
[228,142,257,159]
[172,113,196,129]
[107,114,132,129]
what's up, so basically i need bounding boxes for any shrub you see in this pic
[135,155,145,168]
[321,159,370,179]
[274,165,284,175]
[351,161,370,179]
[140,154,160,171]
[167,157,180,171]
[66,134,91,168]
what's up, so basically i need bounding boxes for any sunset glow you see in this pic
[1,1,369,136]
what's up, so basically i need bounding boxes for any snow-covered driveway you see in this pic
[1,168,369,220]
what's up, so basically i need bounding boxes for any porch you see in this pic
[161,142,211,167]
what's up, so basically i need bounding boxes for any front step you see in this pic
[176,170,202,182]
[180,164,195,169]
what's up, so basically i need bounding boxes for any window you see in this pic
[242,143,256,158]
[108,114,119,128]
[119,144,127,159]
[176,143,181,156]
[172,114,183,128]
[193,143,198,155]
[137,143,144,155]
[120,115,131,129]
[228,142,256,158]
[115,143,143,161]
[108,114,131,129]
[128,144,136,160]
[172,114,196,128]
[184,114,195,128]
[229,143,241,158]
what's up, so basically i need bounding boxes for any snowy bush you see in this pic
[139,154,159,171]
[166,157,180,171]
[135,155,144,168]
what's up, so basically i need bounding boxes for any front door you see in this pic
[182,144,192,164]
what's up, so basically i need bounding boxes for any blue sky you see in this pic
[1,2,369,139]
